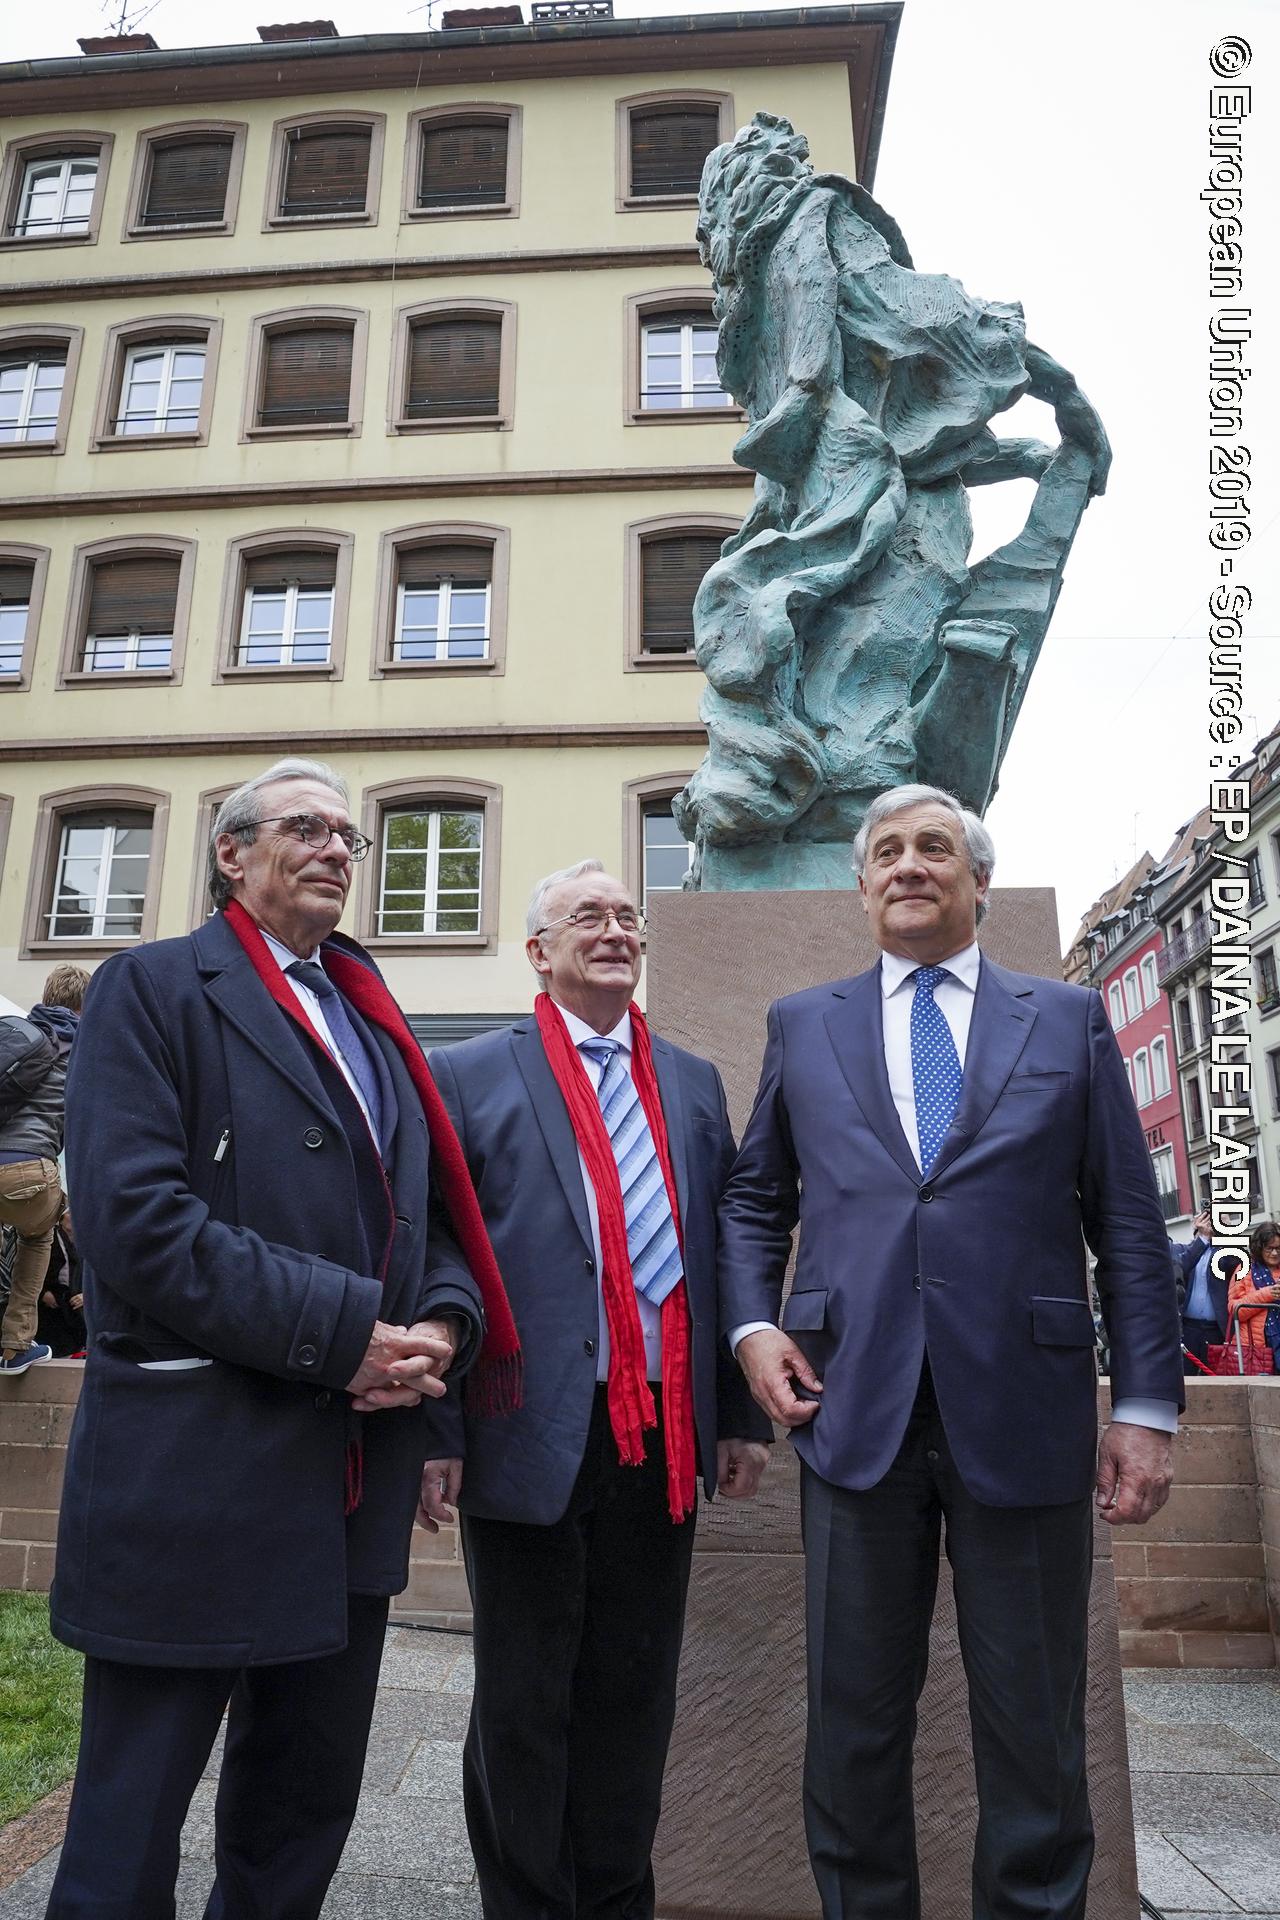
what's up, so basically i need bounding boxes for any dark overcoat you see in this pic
[50,912,482,1668]
[425,1015,768,1525]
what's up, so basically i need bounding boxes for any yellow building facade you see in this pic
[0,6,898,1030]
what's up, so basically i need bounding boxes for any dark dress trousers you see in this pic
[719,958,1184,1920]
[46,913,483,1919]
[427,1018,768,1920]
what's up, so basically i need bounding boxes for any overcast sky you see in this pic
[7,0,1278,946]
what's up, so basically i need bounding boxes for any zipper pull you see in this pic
[213,1128,231,1164]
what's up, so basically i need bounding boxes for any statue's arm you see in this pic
[957,432,1055,488]
[1023,343,1112,497]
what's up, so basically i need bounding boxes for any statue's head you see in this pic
[697,111,814,288]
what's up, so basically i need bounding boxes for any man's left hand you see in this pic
[350,1317,460,1413]
[1095,1422,1174,1526]
[716,1438,770,1501]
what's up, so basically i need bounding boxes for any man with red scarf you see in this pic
[47,759,518,1920]
[422,858,770,1920]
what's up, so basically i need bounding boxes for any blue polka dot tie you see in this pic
[910,965,963,1173]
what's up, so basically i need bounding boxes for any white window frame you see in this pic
[0,595,28,675]
[116,341,206,436]
[641,804,693,903]
[1140,953,1158,1007]
[1151,1035,1171,1099]
[82,630,173,673]
[47,818,149,939]
[393,576,490,664]
[1123,967,1142,1021]
[641,317,730,411]
[1108,983,1125,1029]
[238,581,334,668]
[1123,1057,1133,1094]
[0,348,66,444]
[377,806,483,936]
[1150,1144,1177,1197]
[16,156,98,238]
[1133,1049,1152,1107]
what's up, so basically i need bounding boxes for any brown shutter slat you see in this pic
[142,137,233,224]
[0,562,34,604]
[645,307,715,335]
[87,554,180,635]
[399,543,491,589]
[0,342,67,375]
[641,534,721,653]
[281,125,371,215]
[418,119,508,207]
[630,106,719,197]
[243,548,337,591]
[260,326,353,426]
[406,317,501,419]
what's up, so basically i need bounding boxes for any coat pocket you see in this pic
[781,1289,828,1332]
[1031,1296,1096,1346]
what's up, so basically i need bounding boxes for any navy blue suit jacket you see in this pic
[426,1014,769,1525]
[1171,1236,1230,1335]
[718,956,1184,1508]
[51,912,483,1668]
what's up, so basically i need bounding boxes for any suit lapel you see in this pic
[650,1034,690,1222]
[510,1020,594,1255]
[823,967,920,1184]
[195,918,339,1128]
[928,958,1037,1179]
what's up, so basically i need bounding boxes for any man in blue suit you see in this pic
[720,785,1184,1920]
[421,858,770,1920]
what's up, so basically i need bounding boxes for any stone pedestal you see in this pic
[646,888,1141,1920]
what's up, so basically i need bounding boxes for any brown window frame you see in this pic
[354,776,502,955]
[0,543,51,693]
[263,112,385,230]
[0,131,115,251]
[624,512,737,671]
[21,783,170,961]
[241,306,367,442]
[0,323,85,459]
[90,314,222,451]
[623,289,740,427]
[621,772,696,908]
[187,782,238,929]
[215,528,354,685]
[401,105,522,224]
[372,521,510,681]
[615,92,732,212]
[123,121,247,241]
[58,535,196,690]
[388,299,516,435]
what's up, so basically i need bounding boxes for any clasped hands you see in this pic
[345,1318,459,1413]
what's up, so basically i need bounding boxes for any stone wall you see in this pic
[2,1364,1277,1665]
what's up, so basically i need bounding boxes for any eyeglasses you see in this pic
[536,905,647,936]
[255,813,371,861]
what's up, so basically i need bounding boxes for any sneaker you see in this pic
[0,1343,52,1376]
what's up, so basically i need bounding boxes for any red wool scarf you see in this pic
[534,992,696,1523]
[223,902,522,1430]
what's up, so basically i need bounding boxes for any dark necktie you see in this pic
[579,1037,683,1306]
[286,960,384,1148]
[909,965,963,1173]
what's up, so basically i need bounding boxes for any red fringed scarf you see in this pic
[223,902,522,1435]
[534,992,696,1524]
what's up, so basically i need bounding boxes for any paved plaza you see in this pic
[0,1632,1278,1916]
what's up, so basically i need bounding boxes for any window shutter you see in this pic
[0,562,34,604]
[641,534,721,652]
[399,543,492,589]
[142,137,233,224]
[406,317,501,419]
[243,548,337,591]
[630,106,720,197]
[280,124,371,216]
[259,327,353,426]
[418,119,508,207]
[0,342,66,377]
[87,554,181,636]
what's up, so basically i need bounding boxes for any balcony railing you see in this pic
[1156,916,1212,985]
[1157,1189,1185,1222]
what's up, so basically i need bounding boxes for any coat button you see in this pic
[298,1343,318,1367]
[584,1258,594,1273]
[918,1184,934,1202]
[303,1127,324,1150]
[314,1389,332,1410]
[584,1338,596,1357]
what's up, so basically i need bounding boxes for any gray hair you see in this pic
[208,758,349,911]
[852,784,996,925]
[525,859,607,940]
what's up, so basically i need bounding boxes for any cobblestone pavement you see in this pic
[1,1638,1278,1915]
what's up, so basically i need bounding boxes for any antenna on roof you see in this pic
[99,0,162,35]
[407,0,443,22]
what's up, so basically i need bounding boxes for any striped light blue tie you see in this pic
[910,965,963,1173]
[579,1038,683,1306]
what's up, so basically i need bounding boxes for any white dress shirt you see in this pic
[557,1002,664,1383]
[731,942,1177,1433]
[262,928,376,1137]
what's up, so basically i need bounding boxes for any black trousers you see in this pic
[45,1593,390,1920]
[1181,1316,1221,1372]
[800,1370,1094,1920]
[461,1387,696,1920]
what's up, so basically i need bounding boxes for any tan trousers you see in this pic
[0,1159,63,1355]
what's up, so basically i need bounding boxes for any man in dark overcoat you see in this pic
[46,757,515,1920]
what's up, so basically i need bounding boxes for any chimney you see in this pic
[77,31,159,51]
[440,4,522,22]
[256,20,340,41]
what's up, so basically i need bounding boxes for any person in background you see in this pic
[1169,1211,1232,1373]
[38,1208,85,1359]
[0,965,90,1376]
[1226,1221,1280,1365]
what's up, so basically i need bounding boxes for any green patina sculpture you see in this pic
[674,113,1112,891]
